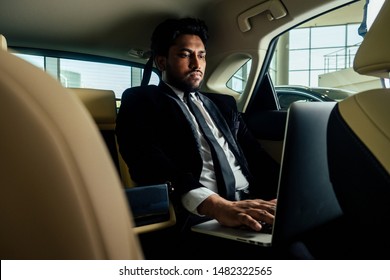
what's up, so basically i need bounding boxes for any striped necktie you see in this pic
[185,92,236,200]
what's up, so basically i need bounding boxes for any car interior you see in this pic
[1,0,389,260]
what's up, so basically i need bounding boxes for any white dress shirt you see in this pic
[166,84,249,215]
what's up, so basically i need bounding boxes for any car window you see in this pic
[276,87,325,109]
[12,52,160,108]
[268,0,387,109]
[226,59,252,94]
[229,0,387,108]
[277,92,319,109]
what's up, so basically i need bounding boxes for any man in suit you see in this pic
[116,18,283,259]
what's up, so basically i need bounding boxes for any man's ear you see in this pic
[155,55,166,72]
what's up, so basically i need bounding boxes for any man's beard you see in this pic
[176,80,202,93]
[166,70,203,92]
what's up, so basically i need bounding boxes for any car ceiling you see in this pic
[0,0,359,63]
[1,0,224,61]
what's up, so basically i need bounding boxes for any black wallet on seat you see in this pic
[124,184,170,227]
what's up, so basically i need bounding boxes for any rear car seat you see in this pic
[67,88,134,187]
[68,87,176,234]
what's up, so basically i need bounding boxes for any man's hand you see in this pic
[197,194,277,231]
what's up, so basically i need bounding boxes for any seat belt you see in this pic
[141,56,154,86]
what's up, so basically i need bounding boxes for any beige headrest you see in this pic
[68,88,117,130]
[0,34,7,51]
[353,0,390,78]
[0,50,142,259]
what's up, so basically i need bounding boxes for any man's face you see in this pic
[157,34,206,92]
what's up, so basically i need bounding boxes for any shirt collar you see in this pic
[164,82,196,102]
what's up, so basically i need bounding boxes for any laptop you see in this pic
[191,218,273,247]
[192,102,343,247]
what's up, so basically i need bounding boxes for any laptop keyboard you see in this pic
[259,221,273,234]
[238,221,273,234]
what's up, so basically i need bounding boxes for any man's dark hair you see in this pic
[141,18,208,86]
[151,17,209,56]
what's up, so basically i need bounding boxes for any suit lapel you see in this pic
[198,93,240,154]
[198,93,251,176]
[158,83,202,150]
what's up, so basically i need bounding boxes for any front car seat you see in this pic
[325,0,390,258]
[274,1,390,259]
[293,1,390,259]
[0,37,143,259]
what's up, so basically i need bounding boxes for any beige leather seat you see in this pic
[326,0,390,257]
[0,37,143,259]
[67,87,176,235]
[67,88,135,188]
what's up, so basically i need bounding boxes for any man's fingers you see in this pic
[237,199,277,214]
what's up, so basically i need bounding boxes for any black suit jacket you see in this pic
[116,82,279,204]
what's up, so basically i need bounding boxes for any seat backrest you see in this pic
[68,87,135,188]
[275,2,390,258]
[326,0,390,256]
[327,89,390,229]
[68,88,176,234]
[0,44,143,259]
